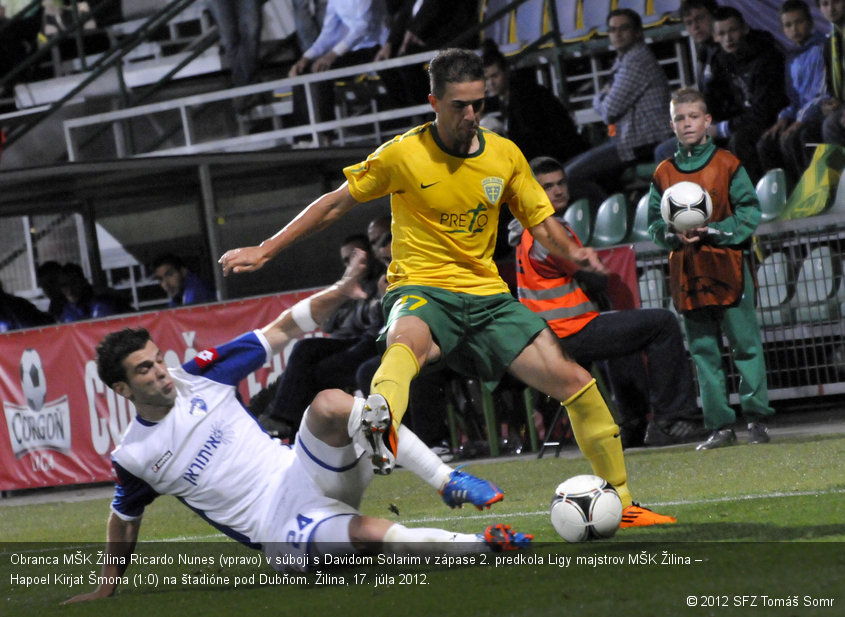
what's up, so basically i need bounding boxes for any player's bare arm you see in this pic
[218,183,360,276]
[529,216,607,274]
[261,248,368,351]
[63,513,141,603]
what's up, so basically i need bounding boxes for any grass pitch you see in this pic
[2,432,844,617]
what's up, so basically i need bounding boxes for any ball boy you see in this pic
[647,87,775,450]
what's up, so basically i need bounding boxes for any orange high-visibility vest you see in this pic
[515,227,599,338]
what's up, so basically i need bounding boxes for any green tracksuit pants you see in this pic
[681,261,775,430]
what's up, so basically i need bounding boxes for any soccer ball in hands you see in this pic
[550,474,623,543]
[660,181,712,233]
[20,348,47,411]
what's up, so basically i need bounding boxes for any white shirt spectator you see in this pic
[304,0,387,60]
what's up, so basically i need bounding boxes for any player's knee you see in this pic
[348,516,394,548]
[308,389,353,428]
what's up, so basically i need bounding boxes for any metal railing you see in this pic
[633,212,845,403]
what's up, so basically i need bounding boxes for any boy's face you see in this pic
[683,7,714,44]
[670,101,711,147]
[819,0,845,27]
[782,9,813,45]
[713,16,749,55]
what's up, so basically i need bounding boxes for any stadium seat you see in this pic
[830,166,845,213]
[638,268,666,309]
[515,0,546,44]
[555,0,594,41]
[591,193,628,247]
[756,168,787,223]
[617,0,647,13]
[583,0,613,35]
[563,198,592,244]
[792,246,839,322]
[756,251,793,327]
[644,0,681,25]
[628,193,652,242]
[482,0,514,47]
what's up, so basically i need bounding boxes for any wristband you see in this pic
[290,297,319,332]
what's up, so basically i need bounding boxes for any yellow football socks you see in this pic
[563,379,632,507]
[370,342,420,431]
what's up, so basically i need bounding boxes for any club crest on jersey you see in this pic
[482,177,504,205]
[188,397,208,417]
[194,347,218,367]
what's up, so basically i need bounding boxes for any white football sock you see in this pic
[382,523,483,554]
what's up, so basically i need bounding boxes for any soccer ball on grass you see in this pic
[550,474,623,543]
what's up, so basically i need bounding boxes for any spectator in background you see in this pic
[480,40,587,168]
[288,0,387,127]
[258,235,384,442]
[367,214,391,249]
[206,0,263,88]
[508,156,704,448]
[151,253,217,307]
[376,0,479,108]
[564,9,672,197]
[757,0,827,187]
[704,6,788,183]
[0,282,53,332]
[291,0,328,53]
[0,0,44,92]
[654,0,722,162]
[36,260,67,321]
[58,263,133,322]
[816,0,845,144]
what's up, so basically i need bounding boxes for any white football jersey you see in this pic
[110,331,293,548]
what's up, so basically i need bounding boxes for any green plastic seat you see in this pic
[591,193,628,247]
[756,168,787,222]
[638,268,666,309]
[563,198,592,244]
[792,246,839,322]
[756,252,793,326]
[628,193,652,242]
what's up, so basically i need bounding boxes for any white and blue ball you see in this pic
[550,474,623,543]
[660,181,712,233]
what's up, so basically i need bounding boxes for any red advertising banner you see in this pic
[0,290,318,492]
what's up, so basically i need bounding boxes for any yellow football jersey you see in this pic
[343,122,555,295]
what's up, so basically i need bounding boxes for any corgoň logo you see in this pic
[3,348,72,459]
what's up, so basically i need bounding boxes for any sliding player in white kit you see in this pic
[65,250,529,603]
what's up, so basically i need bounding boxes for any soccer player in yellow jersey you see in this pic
[220,48,675,526]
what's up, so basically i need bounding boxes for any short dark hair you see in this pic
[607,8,643,32]
[428,48,485,99]
[341,233,370,251]
[481,39,507,70]
[96,327,152,387]
[151,253,185,271]
[529,156,566,179]
[680,0,720,18]
[780,0,812,21]
[713,6,745,25]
